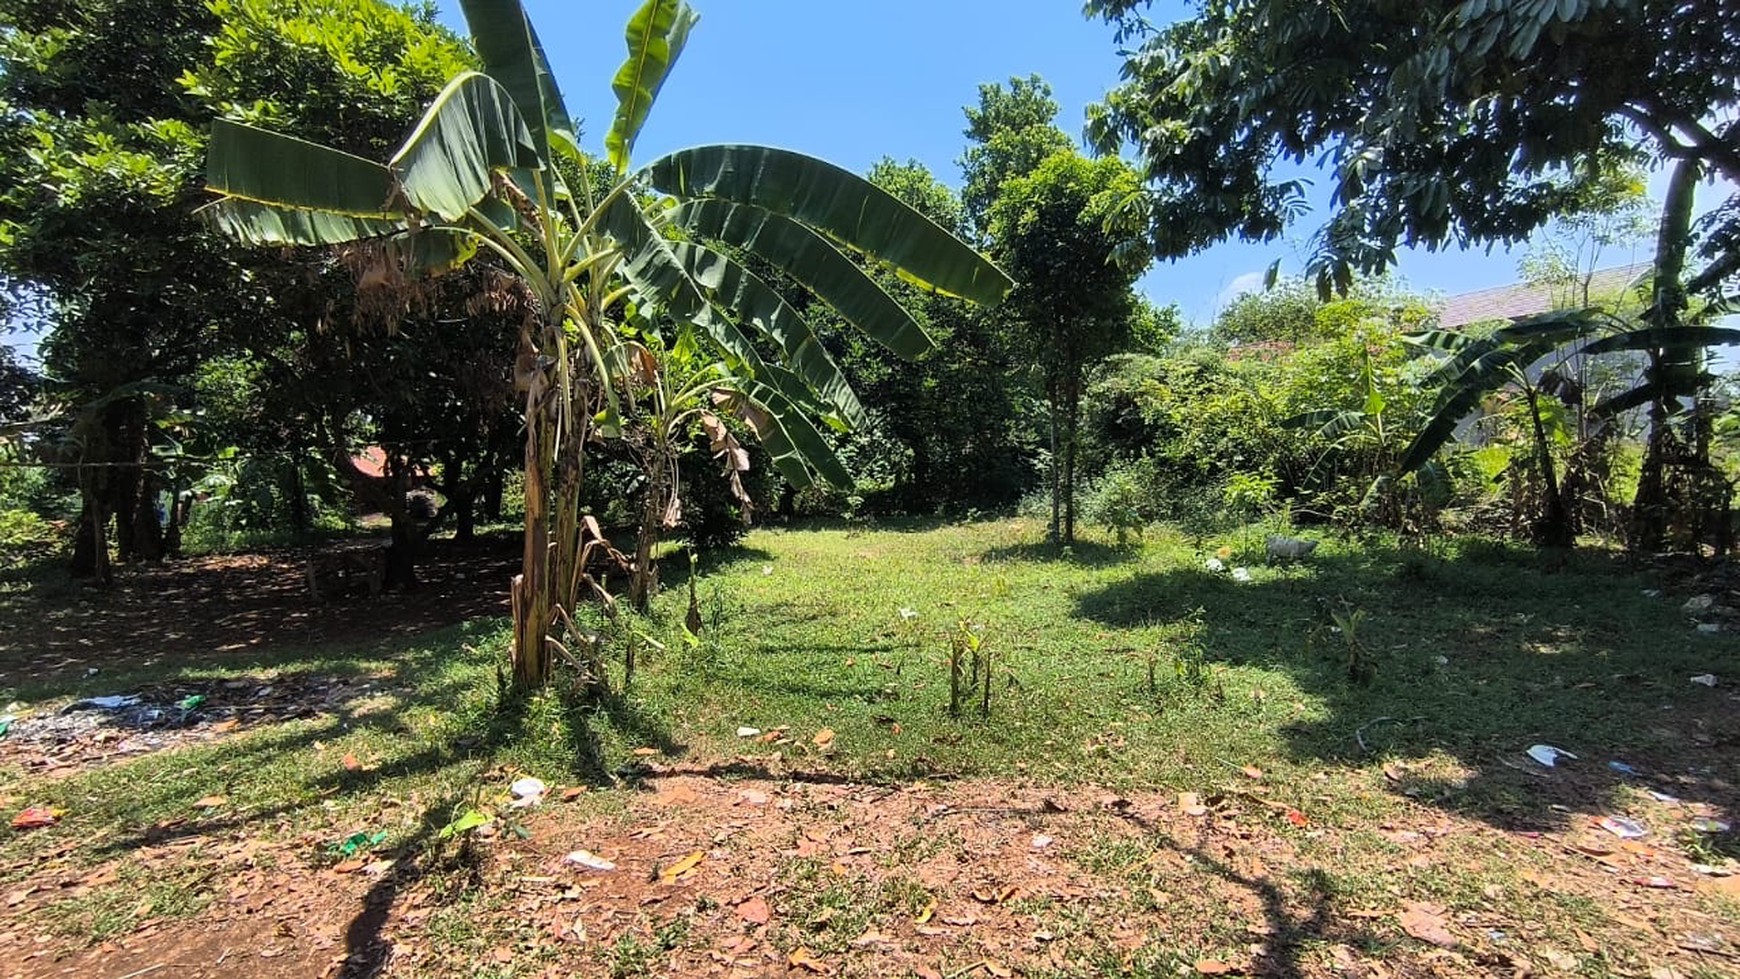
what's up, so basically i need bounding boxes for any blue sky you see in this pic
[437,0,1669,326]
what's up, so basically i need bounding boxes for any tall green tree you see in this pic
[958,75,1073,240]
[1086,0,1740,549]
[0,0,474,575]
[986,150,1149,543]
[202,0,1010,691]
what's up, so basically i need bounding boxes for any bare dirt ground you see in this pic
[6,767,1740,979]
[0,535,520,688]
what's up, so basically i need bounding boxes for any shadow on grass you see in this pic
[979,538,1137,568]
[1071,544,1740,836]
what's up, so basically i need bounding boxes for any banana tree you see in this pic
[200,0,1011,690]
[1398,311,1740,546]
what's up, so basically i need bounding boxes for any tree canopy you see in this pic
[1085,0,1740,299]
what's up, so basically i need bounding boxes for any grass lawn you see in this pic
[0,519,1736,978]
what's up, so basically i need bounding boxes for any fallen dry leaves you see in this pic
[1399,901,1459,949]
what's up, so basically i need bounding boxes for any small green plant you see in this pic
[1086,464,1149,546]
[947,619,994,718]
[1329,599,1374,685]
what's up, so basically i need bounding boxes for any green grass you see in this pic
[1,517,1734,969]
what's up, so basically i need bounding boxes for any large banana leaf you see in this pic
[204,121,401,246]
[1398,340,1556,474]
[389,72,544,223]
[603,197,845,433]
[671,242,865,427]
[646,145,1012,306]
[606,0,698,174]
[458,0,576,159]
[1579,326,1740,357]
[672,200,933,358]
[1492,308,1605,345]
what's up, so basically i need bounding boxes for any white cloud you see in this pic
[1214,271,1266,311]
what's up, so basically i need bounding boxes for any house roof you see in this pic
[1436,262,1653,328]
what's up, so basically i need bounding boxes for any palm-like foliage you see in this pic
[1398,310,1740,545]
[200,0,1010,689]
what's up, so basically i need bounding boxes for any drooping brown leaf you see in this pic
[812,728,836,748]
[193,795,227,809]
[1195,960,1236,975]
[1241,765,1264,780]
[1179,791,1208,816]
[342,753,361,772]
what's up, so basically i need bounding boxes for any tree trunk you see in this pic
[286,462,312,537]
[1062,380,1080,544]
[1526,387,1574,549]
[511,325,559,692]
[71,496,111,583]
[1046,393,1061,544]
[1632,156,1701,552]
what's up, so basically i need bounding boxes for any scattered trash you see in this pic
[80,695,139,710]
[1597,816,1648,839]
[1682,594,1716,616]
[1691,863,1734,876]
[898,607,918,621]
[1205,557,1226,573]
[1527,744,1577,768]
[1648,790,1682,803]
[1265,534,1320,560]
[1231,567,1253,582]
[331,830,388,856]
[10,806,61,830]
[509,777,547,808]
[1030,833,1054,850]
[1631,875,1677,889]
[85,667,98,677]
[0,715,13,739]
[1695,623,1722,635]
[176,694,206,711]
[736,727,762,738]
[1433,655,1450,666]
[562,850,616,872]
[761,565,773,576]
[1608,761,1641,776]
[1689,818,1731,834]
[1641,589,1661,598]
[1690,674,1718,687]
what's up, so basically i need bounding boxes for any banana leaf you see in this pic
[646,145,1012,306]
[606,0,698,174]
[672,200,932,358]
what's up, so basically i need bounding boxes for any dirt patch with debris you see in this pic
[7,770,1738,979]
[0,534,519,690]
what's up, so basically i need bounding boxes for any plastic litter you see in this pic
[0,714,13,739]
[1205,557,1226,573]
[177,694,206,711]
[736,726,761,738]
[563,849,617,871]
[1696,623,1723,634]
[1690,674,1718,687]
[1526,744,1576,767]
[1231,567,1253,582]
[1597,815,1648,839]
[1648,790,1682,803]
[1689,818,1731,834]
[1608,761,1640,776]
[80,695,139,709]
[898,607,917,621]
[509,777,547,808]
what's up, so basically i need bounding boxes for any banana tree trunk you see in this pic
[511,325,557,691]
